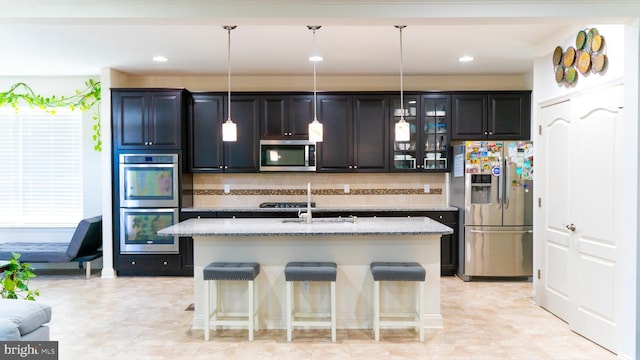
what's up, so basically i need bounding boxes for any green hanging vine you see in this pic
[0,79,102,151]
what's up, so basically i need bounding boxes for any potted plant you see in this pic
[1,252,39,300]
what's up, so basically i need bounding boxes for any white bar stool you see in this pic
[370,261,425,342]
[285,261,337,342]
[203,262,260,341]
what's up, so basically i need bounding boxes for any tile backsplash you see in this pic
[192,173,446,208]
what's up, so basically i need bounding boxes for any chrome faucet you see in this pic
[298,182,313,224]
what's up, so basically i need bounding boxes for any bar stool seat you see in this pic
[285,262,337,342]
[203,262,260,341]
[370,261,425,342]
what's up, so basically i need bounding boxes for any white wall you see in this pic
[532,23,639,359]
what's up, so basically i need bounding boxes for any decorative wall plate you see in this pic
[592,53,607,73]
[577,51,591,74]
[564,67,577,84]
[552,46,563,65]
[563,46,576,67]
[592,34,604,52]
[576,30,586,49]
[555,66,564,83]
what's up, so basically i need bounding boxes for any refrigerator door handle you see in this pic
[497,154,503,209]
[469,229,533,234]
[504,157,510,209]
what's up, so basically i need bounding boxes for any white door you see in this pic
[538,99,572,322]
[568,85,621,352]
[537,85,622,352]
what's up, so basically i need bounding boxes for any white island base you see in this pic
[190,232,443,331]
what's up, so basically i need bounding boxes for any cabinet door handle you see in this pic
[484,131,488,135]
[219,165,223,169]
[488,131,493,135]
[163,261,168,266]
[131,261,136,265]
[353,165,358,169]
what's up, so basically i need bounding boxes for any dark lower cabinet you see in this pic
[116,254,184,276]
[423,212,458,276]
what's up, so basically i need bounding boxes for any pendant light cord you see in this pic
[227,26,232,122]
[397,25,406,119]
[313,27,318,122]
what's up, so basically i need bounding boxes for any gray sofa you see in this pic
[0,215,102,279]
[0,299,51,341]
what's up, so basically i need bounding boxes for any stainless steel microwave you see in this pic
[259,140,316,172]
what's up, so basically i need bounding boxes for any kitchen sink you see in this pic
[282,216,357,224]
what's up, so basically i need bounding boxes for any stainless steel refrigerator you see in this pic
[451,141,533,280]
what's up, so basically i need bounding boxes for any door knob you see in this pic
[565,223,576,232]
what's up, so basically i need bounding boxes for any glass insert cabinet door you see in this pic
[423,96,449,170]
[391,95,450,171]
[391,95,419,170]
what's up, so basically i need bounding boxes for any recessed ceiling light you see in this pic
[309,55,323,62]
[458,55,474,62]
[153,56,168,62]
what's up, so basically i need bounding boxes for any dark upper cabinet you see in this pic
[352,95,389,172]
[225,95,260,172]
[451,94,487,140]
[189,93,224,172]
[316,95,353,171]
[188,93,259,173]
[488,92,531,139]
[112,89,186,150]
[316,95,388,172]
[451,91,531,140]
[261,95,313,139]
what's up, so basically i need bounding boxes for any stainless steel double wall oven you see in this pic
[118,154,180,254]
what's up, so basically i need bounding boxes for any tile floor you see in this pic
[29,271,615,360]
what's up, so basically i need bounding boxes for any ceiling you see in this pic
[0,1,634,77]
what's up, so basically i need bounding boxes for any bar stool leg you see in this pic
[254,278,259,332]
[248,280,254,341]
[204,279,210,341]
[286,281,293,342]
[330,281,336,342]
[374,280,380,341]
[419,281,425,342]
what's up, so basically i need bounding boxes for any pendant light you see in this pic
[394,25,410,142]
[222,25,237,142]
[308,25,323,143]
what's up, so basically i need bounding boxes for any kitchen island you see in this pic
[159,216,453,331]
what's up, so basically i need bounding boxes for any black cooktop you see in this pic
[259,202,316,209]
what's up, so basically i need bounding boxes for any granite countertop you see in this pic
[159,216,453,237]
[181,206,459,213]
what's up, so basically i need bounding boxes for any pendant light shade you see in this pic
[308,25,323,143]
[394,25,410,142]
[395,119,410,141]
[222,25,237,142]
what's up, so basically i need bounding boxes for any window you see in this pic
[0,107,83,227]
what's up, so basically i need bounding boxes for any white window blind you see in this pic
[0,107,83,227]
